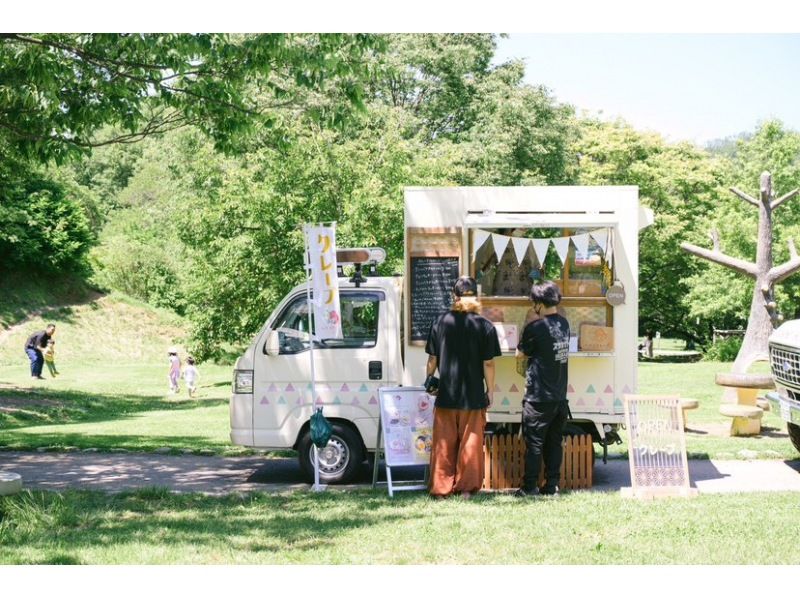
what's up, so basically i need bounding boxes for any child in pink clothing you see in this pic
[168,347,181,393]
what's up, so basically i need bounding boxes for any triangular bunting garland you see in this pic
[552,237,570,266]
[532,238,551,267]
[590,229,608,255]
[473,229,490,257]
[511,237,531,266]
[572,233,590,259]
[491,233,510,261]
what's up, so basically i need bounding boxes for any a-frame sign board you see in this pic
[372,386,431,497]
[621,394,698,499]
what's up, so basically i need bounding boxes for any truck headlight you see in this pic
[234,369,254,394]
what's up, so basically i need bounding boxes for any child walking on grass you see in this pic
[183,356,200,398]
[168,347,181,393]
[43,339,59,377]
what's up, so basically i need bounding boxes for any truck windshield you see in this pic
[269,291,383,354]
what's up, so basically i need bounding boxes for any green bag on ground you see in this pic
[310,407,332,448]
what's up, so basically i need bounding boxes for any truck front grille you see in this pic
[770,344,800,390]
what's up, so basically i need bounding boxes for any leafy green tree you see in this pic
[574,117,726,343]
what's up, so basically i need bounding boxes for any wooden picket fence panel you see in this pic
[482,433,594,490]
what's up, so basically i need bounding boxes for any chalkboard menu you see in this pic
[410,256,460,341]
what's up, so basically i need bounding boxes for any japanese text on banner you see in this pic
[307,225,343,340]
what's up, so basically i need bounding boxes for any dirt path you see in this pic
[1,451,799,496]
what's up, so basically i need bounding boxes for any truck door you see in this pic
[252,289,390,449]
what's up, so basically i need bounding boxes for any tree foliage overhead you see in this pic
[0,33,379,163]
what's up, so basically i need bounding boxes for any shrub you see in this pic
[703,336,743,362]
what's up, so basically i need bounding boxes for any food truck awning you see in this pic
[463,212,620,229]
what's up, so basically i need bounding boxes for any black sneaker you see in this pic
[514,487,540,498]
[539,485,560,497]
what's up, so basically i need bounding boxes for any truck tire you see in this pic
[788,422,800,454]
[298,423,364,484]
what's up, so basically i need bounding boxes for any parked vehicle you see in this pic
[230,186,653,482]
[766,322,800,454]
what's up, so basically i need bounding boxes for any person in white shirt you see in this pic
[183,356,200,398]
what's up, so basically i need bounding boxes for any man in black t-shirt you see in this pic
[24,324,56,380]
[425,276,502,498]
[515,281,570,497]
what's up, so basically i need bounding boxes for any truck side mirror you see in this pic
[265,330,281,356]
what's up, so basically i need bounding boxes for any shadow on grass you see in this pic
[0,489,412,563]
[0,432,232,452]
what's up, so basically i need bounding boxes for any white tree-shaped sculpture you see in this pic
[681,172,800,373]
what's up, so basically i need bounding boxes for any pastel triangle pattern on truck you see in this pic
[278,396,287,405]
[368,396,378,405]
[604,385,613,394]
[595,397,605,407]
[296,397,304,406]
[575,398,585,406]
[260,397,269,405]
[340,383,350,392]
[284,383,295,392]
[351,398,360,405]
[614,398,624,409]
[567,384,575,394]
[494,384,501,392]
[502,398,510,406]
[586,384,596,394]
[333,397,341,405]
[267,383,278,393]
[359,384,369,393]
[509,384,519,393]
[623,385,632,394]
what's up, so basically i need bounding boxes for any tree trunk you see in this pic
[732,172,774,373]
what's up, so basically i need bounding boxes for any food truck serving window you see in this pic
[469,226,614,351]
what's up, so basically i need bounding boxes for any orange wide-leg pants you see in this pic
[429,407,486,496]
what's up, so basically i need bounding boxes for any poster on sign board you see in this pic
[378,387,435,467]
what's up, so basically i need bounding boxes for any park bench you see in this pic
[715,373,775,436]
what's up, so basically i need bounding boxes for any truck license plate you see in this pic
[780,402,791,422]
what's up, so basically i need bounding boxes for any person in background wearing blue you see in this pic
[515,281,570,497]
[24,324,56,381]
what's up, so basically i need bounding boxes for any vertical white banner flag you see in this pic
[590,228,608,255]
[491,233,510,261]
[306,224,343,340]
[532,238,551,267]
[552,236,570,266]
[572,233,590,261]
[511,237,531,266]
[606,229,614,269]
[473,229,490,257]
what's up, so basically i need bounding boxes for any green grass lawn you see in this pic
[0,488,797,564]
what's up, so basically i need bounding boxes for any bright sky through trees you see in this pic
[494,33,800,145]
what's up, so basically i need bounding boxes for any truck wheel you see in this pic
[788,422,800,454]
[298,423,364,484]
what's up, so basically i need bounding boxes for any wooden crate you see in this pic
[482,433,594,490]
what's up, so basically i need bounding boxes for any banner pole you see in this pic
[304,224,322,492]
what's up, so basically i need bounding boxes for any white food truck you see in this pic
[230,186,653,482]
